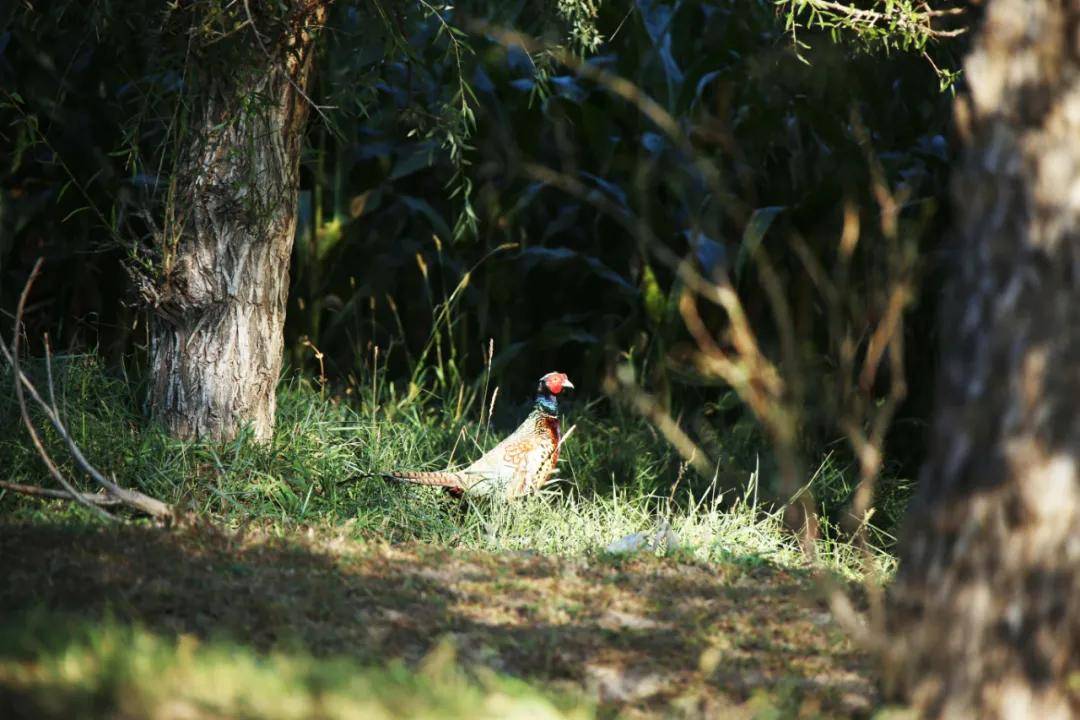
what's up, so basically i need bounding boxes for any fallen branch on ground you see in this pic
[0,480,124,506]
[0,258,173,521]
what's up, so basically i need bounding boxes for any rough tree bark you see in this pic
[145,1,329,442]
[890,0,1080,716]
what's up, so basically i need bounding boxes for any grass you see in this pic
[0,522,881,718]
[0,611,591,719]
[0,354,904,717]
[0,354,896,579]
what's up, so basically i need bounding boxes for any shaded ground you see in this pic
[0,521,877,718]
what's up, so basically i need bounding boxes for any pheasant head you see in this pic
[535,371,574,415]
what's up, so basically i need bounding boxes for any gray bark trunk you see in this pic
[147,3,328,443]
[889,0,1080,716]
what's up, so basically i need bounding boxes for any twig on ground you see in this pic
[1,258,173,521]
[4,259,115,520]
[0,480,124,506]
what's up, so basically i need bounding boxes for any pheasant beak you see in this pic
[562,379,575,390]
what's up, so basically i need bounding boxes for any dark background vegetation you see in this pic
[0,1,961,536]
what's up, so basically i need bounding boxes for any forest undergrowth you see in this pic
[0,354,907,718]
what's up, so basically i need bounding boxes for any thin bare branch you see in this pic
[523,154,814,548]
[1,258,173,520]
[241,0,334,131]
[604,369,717,481]
[0,480,124,506]
[43,336,174,519]
[5,259,115,520]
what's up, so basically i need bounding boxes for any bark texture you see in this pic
[146,2,328,442]
[890,1,1080,716]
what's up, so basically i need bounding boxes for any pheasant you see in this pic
[381,372,574,499]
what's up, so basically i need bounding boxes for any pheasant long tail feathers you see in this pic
[377,371,575,499]
[382,470,466,490]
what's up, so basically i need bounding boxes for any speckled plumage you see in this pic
[383,372,573,499]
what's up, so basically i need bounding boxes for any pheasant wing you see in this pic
[456,424,534,495]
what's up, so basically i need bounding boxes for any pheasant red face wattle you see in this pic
[541,372,574,395]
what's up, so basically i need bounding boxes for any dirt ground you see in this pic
[0,522,878,717]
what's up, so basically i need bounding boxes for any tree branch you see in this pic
[5,259,115,520]
[1,258,173,521]
[0,480,124,506]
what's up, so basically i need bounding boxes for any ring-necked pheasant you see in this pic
[380,372,574,499]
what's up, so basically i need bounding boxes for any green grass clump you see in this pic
[0,354,894,580]
[0,612,591,720]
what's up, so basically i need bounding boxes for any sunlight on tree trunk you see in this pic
[148,2,329,443]
[890,0,1080,716]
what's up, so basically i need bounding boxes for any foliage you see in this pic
[289,0,952,531]
[555,0,605,53]
[0,3,977,714]
[777,0,965,89]
[1,1,961,529]
[0,354,897,577]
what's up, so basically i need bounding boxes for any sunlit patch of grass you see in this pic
[0,612,592,719]
[0,354,895,580]
[448,487,894,581]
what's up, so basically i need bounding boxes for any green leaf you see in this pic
[641,262,666,326]
[735,206,785,281]
[57,179,74,204]
[61,205,91,223]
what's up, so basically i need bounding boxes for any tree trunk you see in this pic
[889,0,1080,716]
[147,2,328,443]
